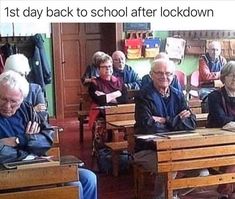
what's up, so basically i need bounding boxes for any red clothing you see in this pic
[88,75,128,129]
[199,54,226,86]
[88,75,128,106]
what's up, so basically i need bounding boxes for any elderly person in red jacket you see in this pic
[199,41,226,100]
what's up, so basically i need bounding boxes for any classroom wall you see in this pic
[126,31,199,78]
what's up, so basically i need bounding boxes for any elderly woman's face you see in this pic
[0,84,23,117]
[99,60,113,78]
[224,71,235,92]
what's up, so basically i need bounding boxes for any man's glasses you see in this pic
[0,96,22,108]
[152,71,174,77]
[100,65,112,69]
[226,73,235,80]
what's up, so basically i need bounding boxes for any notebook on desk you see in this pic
[156,130,199,138]
[2,157,59,170]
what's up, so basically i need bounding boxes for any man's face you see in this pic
[150,61,174,90]
[208,42,221,61]
[0,84,23,117]
[112,52,126,71]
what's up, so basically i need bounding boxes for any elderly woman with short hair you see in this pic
[207,61,235,199]
[207,61,235,128]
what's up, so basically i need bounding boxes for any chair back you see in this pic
[175,70,187,90]
[188,70,200,98]
[190,70,199,87]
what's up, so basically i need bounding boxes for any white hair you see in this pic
[4,54,31,76]
[151,58,176,74]
[0,70,29,98]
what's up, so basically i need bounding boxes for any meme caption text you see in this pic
[4,6,214,20]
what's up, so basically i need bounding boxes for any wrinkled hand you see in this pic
[34,103,47,112]
[0,137,17,147]
[26,121,40,134]
[178,110,191,119]
[152,116,166,124]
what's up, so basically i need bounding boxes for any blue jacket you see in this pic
[135,83,196,134]
[207,86,235,127]
[134,83,196,152]
[28,34,51,94]
[0,102,54,163]
[113,65,141,90]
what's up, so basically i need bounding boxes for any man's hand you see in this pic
[34,103,47,112]
[26,121,40,134]
[0,137,18,147]
[152,116,166,124]
[178,110,191,119]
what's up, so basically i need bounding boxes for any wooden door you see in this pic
[52,23,122,119]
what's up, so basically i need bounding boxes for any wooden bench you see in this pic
[188,98,202,114]
[77,93,92,143]
[0,127,80,199]
[155,128,235,199]
[104,103,135,176]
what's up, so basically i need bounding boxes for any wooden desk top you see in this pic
[154,128,235,144]
[107,120,135,128]
[0,163,79,190]
[107,113,208,128]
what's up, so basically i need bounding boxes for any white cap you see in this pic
[4,54,31,76]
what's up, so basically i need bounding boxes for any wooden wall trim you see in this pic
[52,23,64,119]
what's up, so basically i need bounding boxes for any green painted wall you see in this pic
[42,35,55,117]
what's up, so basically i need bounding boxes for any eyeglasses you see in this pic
[226,74,235,80]
[113,58,125,62]
[0,95,22,108]
[152,71,174,77]
[100,65,112,69]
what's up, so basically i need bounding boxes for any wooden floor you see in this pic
[50,117,232,199]
[50,117,135,199]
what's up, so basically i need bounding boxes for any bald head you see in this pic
[208,41,221,61]
[112,50,126,71]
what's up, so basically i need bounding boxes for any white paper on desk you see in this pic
[136,135,159,140]
[23,154,38,161]
[222,122,235,132]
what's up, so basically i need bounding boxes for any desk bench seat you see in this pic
[0,163,79,199]
[156,128,235,199]
[103,104,135,177]
[0,126,80,199]
[105,141,128,177]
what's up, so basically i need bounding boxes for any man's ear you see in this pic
[149,71,153,79]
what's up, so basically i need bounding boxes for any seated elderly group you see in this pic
[1,41,234,199]
[0,55,97,199]
[86,47,235,199]
[133,58,235,199]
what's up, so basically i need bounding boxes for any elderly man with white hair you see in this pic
[0,70,97,199]
[4,54,47,115]
[134,58,196,199]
